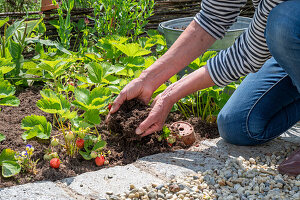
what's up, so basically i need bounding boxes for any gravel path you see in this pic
[106,145,300,200]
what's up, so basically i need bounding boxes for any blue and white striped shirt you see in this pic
[194,0,284,87]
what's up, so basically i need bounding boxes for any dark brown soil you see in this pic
[0,88,219,188]
[107,99,150,141]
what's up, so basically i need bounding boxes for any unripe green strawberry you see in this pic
[77,131,86,139]
[43,154,52,161]
[104,160,109,165]
[50,152,58,158]
[90,151,97,158]
[51,138,59,147]
[65,132,74,141]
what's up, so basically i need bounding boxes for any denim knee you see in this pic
[217,109,260,146]
[265,0,300,56]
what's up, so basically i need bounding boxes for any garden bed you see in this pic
[0,87,219,188]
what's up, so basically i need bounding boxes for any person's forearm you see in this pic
[140,20,216,91]
[161,65,215,105]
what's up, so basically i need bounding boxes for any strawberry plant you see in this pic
[0,148,21,177]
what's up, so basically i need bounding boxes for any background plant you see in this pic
[92,0,154,39]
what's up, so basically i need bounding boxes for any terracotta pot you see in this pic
[41,0,59,12]
[170,121,195,146]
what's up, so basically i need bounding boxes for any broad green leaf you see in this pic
[107,86,120,94]
[90,87,111,102]
[40,89,59,100]
[9,40,22,60]
[0,66,15,74]
[2,160,21,177]
[36,99,62,113]
[0,133,5,142]
[87,62,103,84]
[0,80,15,98]
[23,19,43,37]
[84,109,100,125]
[74,87,90,105]
[0,148,16,165]
[75,74,92,84]
[0,96,20,106]
[21,115,48,130]
[79,151,92,160]
[26,38,71,55]
[102,63,125,78]
[5,19,24,40]
[92,140,107,151]
[112,43,151,57]
[59,110,77,120]
[84,53,103,61]
[22,126,39,140]
[121,57,145,67]
[21,115,52,140]
[0,17,9,28]
[72,100,89,111]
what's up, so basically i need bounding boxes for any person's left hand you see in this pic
[135,89,175,137]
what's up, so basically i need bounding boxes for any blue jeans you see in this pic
[217,0,300,146]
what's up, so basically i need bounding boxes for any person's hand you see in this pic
[135,87,175,137]
[108,77,154,115]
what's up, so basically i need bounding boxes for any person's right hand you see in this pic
[108,76,154,114]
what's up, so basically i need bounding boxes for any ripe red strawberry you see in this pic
[95,155,105,166]
[76,139,85,149]
[50,158,60,169]
[108,103,112,111]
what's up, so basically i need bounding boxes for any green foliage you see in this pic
[0,0,41,12]
[79,135,106,160]
[52,0,74,49]
[0,133,5,142]
[72,86,111,113]
[0,80,20,106]
[21,115,52,140]
[0,149,21,177]
[92,0,154,38]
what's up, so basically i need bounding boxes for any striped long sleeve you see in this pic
[194,0,284,87]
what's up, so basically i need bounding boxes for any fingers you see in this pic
[109,91,127,114]
[136,115,163,137]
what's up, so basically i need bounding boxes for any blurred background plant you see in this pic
[0,0,41,12]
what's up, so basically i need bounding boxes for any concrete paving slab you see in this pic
[0,181,73,200]
[61,164,165,199]
[135,151,224,180]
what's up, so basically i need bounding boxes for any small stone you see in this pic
[292,192,300,199]
[295,181,300,187]
[147,190,157,199]
[128,193,135,198]
[165,194,173,199]
[151,183,158,188]
[249,158,256,165]
[130,184,135,190]
[218,179,226,186]
[226,181,234,187]
[106,191,113,195]
[155,184,164,190]
[157,192,164,198]
[193,176,199,180]
[169,184,181,193]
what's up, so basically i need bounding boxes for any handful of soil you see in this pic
[107,99,151,141]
